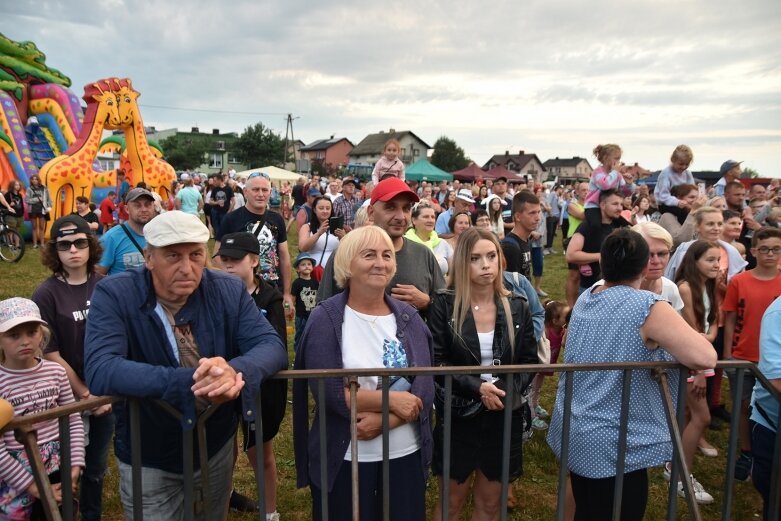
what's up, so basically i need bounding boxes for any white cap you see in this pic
[0,298,47,333]
[144,211,210,247]
[456,189,476,204]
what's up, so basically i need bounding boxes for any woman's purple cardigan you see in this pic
[293,289,435,491]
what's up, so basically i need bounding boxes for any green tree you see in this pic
[234,122,285,169]
[742,167,760,179]
[430,136,470,172]
[159,135,210,170]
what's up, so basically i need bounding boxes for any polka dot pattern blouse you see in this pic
[547,285,677,479]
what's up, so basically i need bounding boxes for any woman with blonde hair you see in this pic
[429,227,537,520]
[293,225,434,521]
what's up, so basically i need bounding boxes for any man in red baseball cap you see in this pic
[317,177,445,311]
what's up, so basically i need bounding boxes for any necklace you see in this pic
[472,301,492,312]
[348,306,380,328]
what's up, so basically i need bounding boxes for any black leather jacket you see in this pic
[428,290,538,401]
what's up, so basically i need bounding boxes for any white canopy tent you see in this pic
[234,165,303,183]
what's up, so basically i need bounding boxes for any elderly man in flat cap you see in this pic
[85,211,287,520]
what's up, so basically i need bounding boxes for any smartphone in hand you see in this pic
[329,216,344,231]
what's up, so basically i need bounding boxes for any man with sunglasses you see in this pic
[96,188,156,276]
[217,172,295,317]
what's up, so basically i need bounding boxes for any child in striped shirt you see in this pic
[0,298,85,520]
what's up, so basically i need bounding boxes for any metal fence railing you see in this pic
[2,360,778,521]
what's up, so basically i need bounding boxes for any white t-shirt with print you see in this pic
[341,306,421,462]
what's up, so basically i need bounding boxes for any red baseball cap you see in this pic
[370,177,420,205]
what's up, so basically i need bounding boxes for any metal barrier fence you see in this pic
[3,360,779,521]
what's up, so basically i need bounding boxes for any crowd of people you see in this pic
[1,141,780,520]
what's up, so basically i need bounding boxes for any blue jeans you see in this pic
[80,412,115,521]
[210,210,226,238]
[531,246,544,277]
[294,315,308,353]
[751,421,779,521]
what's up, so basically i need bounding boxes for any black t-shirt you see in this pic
[574,218,626,287]
[32,272,104,381]
[4,191,23,214]
[292,184,306,206]
[72,211,99,227]
[501,232,532,280]
[219,207,288,283]
[210,185,234,215]
[499,195,514,223]
[249,278,286,340]
[292,277,319,318]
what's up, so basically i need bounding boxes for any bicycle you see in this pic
[0,212,25,262]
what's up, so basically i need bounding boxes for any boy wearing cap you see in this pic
[215,232,288,519]
[291,253,318,349]
[714,160,743,197]
[96,188,156,276]
[85,211,287,521]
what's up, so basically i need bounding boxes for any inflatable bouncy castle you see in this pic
[0,34,175,237]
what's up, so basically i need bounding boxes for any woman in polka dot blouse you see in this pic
[547,229,716,520]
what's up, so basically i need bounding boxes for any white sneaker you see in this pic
[676,475,714,505]
[266,512,281,521]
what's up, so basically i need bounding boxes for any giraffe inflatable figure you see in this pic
[39,78,122,233]
[114,79,175,199]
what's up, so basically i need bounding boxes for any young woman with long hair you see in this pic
[429,227,538,520]
[672,239,721,504]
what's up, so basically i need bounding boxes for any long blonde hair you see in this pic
[448,227,509,337]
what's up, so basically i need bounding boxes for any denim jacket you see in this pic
[85,267,287,472]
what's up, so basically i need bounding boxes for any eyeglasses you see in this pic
[648,250,670,259]
[55,239,90,251]
[248,172,270,181]
[756,246,781,255]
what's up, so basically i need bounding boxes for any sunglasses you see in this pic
[248,172,270,181]
[55,238,90,251]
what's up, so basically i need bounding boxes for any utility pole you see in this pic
[282,113,298,170]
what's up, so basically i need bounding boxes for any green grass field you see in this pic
[0,229,763,520]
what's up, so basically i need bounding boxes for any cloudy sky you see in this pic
[5,0,781,176]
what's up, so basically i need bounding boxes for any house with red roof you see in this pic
[299,136,354,170]
[483,150,547,183]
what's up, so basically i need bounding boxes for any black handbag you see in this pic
[434,384,483,419]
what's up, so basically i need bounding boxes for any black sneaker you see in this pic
[708,417,723,431]
[229,490,260,512]
[712,405,732,422]
[734,452,753,482]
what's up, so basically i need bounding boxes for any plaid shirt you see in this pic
[332,194,362,228]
